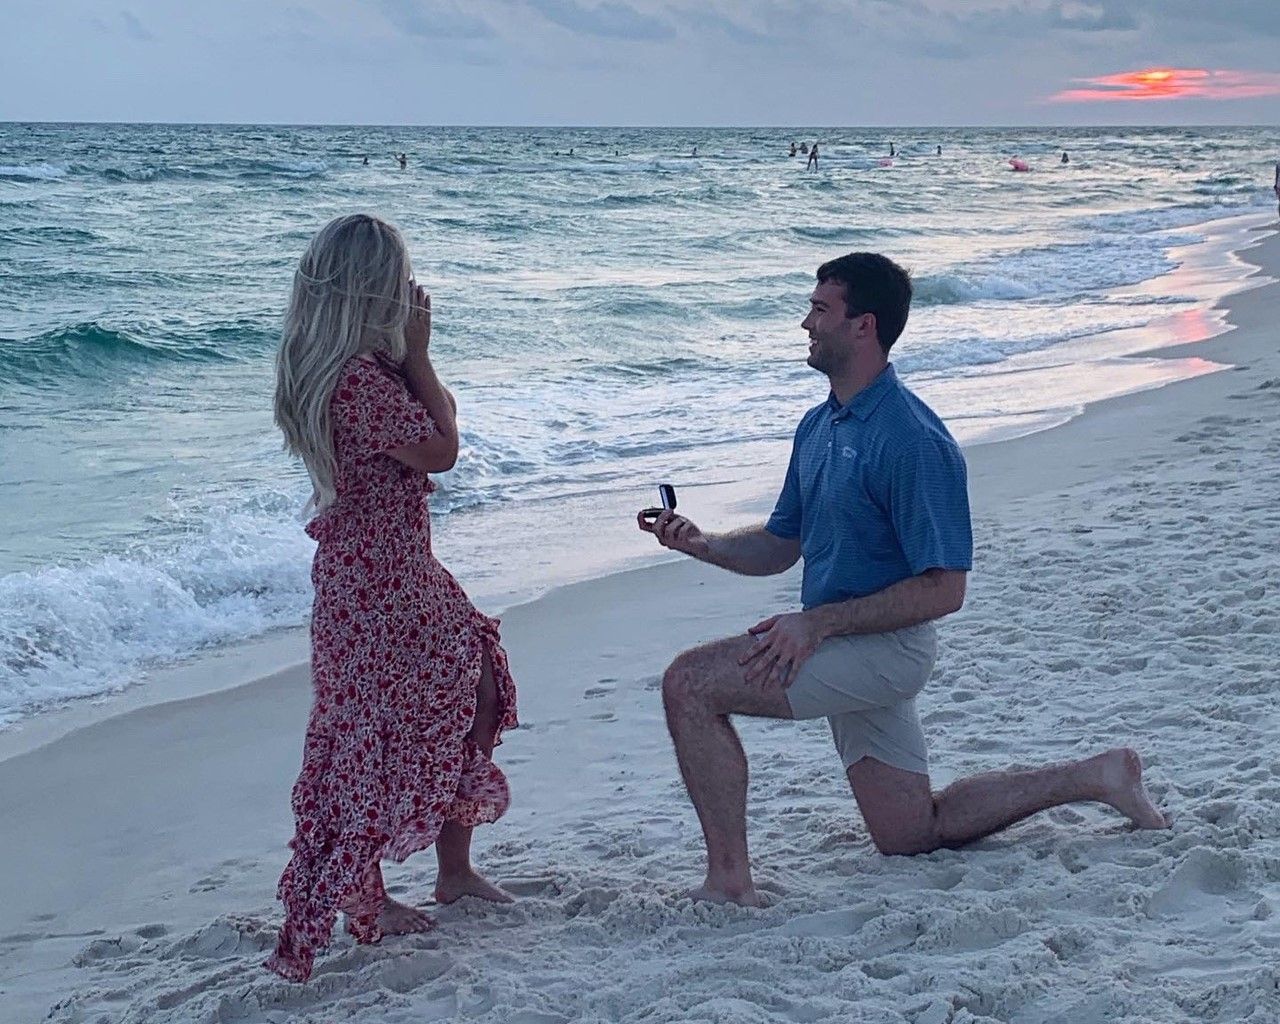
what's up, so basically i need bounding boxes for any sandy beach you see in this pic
[2,223,1278,1023]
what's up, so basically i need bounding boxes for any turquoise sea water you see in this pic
[1,123,1277,725]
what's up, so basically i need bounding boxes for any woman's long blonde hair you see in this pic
[274,213,412,510]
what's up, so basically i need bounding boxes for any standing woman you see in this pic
[267,214,517,982]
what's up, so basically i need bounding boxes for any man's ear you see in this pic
[860,312,878,342]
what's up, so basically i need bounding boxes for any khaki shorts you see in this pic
[785,622,938,776]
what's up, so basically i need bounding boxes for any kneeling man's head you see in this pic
[803,253,912,376]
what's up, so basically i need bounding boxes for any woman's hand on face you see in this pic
[405,281,432,358]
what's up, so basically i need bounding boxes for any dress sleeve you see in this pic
[331,359,438,461]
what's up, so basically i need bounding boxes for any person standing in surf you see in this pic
[807,142,820,171]
[267,214,518,982]
[1273,161,1279,217]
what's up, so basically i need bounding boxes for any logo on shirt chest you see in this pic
[827,439,858,460]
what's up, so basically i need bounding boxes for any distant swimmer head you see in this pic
[275,213,415,508]
[1009,158,1030,172]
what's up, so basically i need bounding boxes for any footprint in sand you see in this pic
[135,923,168,939]
[501,875,563,897]
[73,934,145,966]
[163,916,276,959]
[379,949,453,993]
[564,886,623,917]
[925,866,965,891]
[777,906,879,937]
[1145,846,1251,917]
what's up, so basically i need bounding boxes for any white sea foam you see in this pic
[0,503,315,726]
[0,163,67,181]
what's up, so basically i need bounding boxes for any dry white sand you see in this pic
[2,226,1278,1024]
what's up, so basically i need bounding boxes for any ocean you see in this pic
[1,122,1276,727]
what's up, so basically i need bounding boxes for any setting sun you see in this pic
[1050,66,1280,102]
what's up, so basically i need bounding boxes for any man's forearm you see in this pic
[701,526,798,577]
[807,569,965,638]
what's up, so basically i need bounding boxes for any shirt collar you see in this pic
[828,364,898,422]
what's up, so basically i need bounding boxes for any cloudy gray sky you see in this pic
[3,0,1278,124]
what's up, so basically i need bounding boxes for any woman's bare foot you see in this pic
[434,869,513,905]
[376,897,436,935]
[684,881,764,908]
[1095,747,1170,829]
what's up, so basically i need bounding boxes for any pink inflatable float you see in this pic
[1009,158,1030,172]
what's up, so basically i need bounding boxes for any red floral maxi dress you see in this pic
[265,355,518,982]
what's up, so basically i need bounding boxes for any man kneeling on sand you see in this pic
[639,252,1169,905]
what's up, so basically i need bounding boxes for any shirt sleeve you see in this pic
[332,360,437,461]
[888,437,973,575]
[764,438,802,539]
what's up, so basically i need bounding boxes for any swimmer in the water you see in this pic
[1061,151,1069,164]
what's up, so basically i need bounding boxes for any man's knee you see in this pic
[848,759,942,856]
[661,649,704,713]
[867,823,939,857]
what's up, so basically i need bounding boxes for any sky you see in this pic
[2,0,1279,125]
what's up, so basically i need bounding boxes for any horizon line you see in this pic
[2,118,1275,131]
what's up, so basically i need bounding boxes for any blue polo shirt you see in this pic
[765,364,972,610]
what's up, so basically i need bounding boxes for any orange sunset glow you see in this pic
[1050,66,1280,103]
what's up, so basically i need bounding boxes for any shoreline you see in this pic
[0,224,1276,1020]
[0,209,1271,765]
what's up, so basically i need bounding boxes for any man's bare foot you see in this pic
[434,869,513,905]
[684,882,764,908]
[376,896,436,935]
[1095,747,1170,829]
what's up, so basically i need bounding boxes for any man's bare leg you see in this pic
[848,748,1170,856]
[662,635,795,905]
[434,649,513,905]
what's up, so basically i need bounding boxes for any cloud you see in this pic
[676,9,774,47]
[119,10,155,41]
[377,0,494,40]
[527,0,676,41]
[1050,2,1137,32]
[1048,66,1280,102]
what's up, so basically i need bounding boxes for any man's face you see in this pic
[801,280,870,375]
